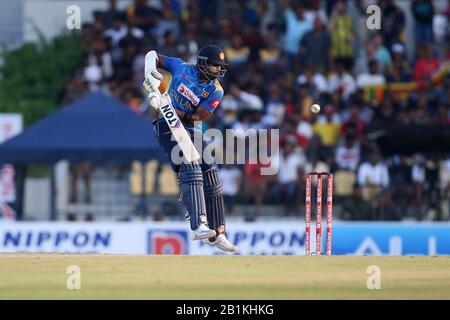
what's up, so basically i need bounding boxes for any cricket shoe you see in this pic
[192,224,217,241]
[202,234,239,252]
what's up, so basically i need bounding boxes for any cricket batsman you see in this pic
[143,44,238,252]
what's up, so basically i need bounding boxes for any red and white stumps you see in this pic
[305,172,333,256]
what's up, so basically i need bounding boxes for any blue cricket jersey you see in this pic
[160,56,224,117]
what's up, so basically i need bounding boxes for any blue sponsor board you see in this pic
[333,223,450,255]
[215,222,450,256]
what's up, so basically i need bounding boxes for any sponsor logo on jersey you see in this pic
[210,99,220,109]
[177,83,200,106]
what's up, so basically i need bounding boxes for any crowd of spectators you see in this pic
[60,0,450,221]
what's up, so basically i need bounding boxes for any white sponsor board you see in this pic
[0,113,23,203]
[0,222,148,254]
[0,165,15,204]
[194,222,304,255]
[0,113,22,143]
[0,221,305,255]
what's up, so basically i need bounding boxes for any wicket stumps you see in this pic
[305,172,333,256]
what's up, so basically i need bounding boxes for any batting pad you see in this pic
[203,168,226,233]
[179,162,207,230]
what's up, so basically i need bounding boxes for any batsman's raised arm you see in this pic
[144,47,225,124]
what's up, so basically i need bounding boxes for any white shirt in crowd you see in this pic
[220,94,240,112]
[239,90,264,111]
[104,25,144,47]
[316,113,342,124]
[356,73,386,88]
[357,161,390,188]
[263,101,286,127]
[272,150,306,184]
[335,143,360,171]
[412,163,426,183]
[297,73,329,93]
[304,161,330,176]
[441,159,450,189]
[219,167,242,196]
[104,25,128,47]
[328,72,357,99]
[412,158,450,188]
[304,9,328,25]
[297,120,313,141]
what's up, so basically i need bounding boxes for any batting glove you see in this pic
[143,71,163,110]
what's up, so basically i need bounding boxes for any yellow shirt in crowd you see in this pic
[313,122,341,146]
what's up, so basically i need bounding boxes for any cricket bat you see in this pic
[159,92,201,163]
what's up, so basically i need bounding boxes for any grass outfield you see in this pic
[0,254,449,299]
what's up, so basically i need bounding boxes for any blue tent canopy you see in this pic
[0,92,164,164]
